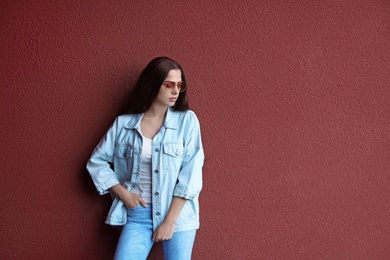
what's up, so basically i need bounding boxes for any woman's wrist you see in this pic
[110,184,128,200]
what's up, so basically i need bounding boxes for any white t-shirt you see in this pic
[132,136,152,203]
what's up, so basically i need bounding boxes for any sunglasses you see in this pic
[162,81,187,92]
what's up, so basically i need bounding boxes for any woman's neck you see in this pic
[144,103,168,119]
[141,105,168,139]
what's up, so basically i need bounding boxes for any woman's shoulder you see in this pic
[116,113,135,120]
[112,113,141,127]
[170,110,201,129]
[172,109,199,120]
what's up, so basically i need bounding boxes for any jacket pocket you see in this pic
[162,143,183,172]
[114,144,134,172]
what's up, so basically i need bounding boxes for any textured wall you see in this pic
[1,0,390,259]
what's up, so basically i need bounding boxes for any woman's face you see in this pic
[154,69,182,108]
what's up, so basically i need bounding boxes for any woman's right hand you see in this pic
[109,184,148,208]
[122,191,148,208]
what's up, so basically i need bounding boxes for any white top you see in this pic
[132,136,153,203]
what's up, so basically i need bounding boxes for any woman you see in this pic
[86,57,204,259]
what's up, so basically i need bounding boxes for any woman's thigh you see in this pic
[114,205,154,260]
[163,230,196,260]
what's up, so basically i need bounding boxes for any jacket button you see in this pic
[156,212,161,216]
[155,148,160,152]
[154,169,159,173]
[155,192,159,196]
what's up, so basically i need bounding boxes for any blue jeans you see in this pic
[114,205,196,260]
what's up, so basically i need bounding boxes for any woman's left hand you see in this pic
[152,196,186,242]
[152,221,175,242]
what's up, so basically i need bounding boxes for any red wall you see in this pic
[2,0,390,259]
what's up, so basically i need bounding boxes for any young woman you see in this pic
[86,57,204,259]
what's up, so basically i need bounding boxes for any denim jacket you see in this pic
[86,108,204,232]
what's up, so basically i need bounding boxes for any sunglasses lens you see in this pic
[164,81,187,92]
[165,82,175,89]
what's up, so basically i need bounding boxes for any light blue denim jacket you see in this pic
[86,108,204,232]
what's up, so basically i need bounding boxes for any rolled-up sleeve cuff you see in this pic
[173,186,198,200]
[97,179,120,195]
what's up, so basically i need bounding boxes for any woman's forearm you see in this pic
[164,196,187,224]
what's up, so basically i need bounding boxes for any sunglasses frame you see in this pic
[162,81,187,92]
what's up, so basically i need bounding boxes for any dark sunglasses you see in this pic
[162,81,187,92]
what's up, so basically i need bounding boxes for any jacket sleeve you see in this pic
[173,112,204,200]
[86,118,120,195]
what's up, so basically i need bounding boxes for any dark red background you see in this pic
[1,0,390,259]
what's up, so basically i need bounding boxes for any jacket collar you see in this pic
[124,108,178,130]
